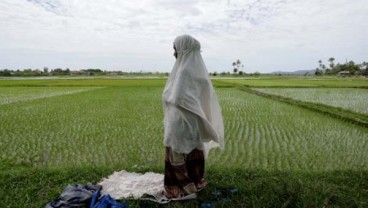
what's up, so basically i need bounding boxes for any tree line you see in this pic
[0,68,127,77]
[315,58,368,76]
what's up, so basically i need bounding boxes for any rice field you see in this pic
[212,88,368,171]
[1,78,368,208]
[0,87,101,105]
[1,81,367,171]
[252,88,368,115]
[214,77,368,87]
[0,87,164,168]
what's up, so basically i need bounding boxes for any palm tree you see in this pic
[328,57,335,69]
[232,62,237,74]
[232,59,243,74]
[236,59,241,66]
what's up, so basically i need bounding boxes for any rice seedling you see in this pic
[0,87,101,105]
[252,88,368,114]
[1,86,367,171]
[1,78,367,208]
[207,88,368,171]
[213,78,368,87]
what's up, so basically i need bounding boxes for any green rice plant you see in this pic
[0,87,165,169]
[0,78,167,87]
[0,87,101,105]
[1,80,368,207]
[252,88,368,114]
[1,86,367,172]
[208,88,368,171]
[213,78,368,88]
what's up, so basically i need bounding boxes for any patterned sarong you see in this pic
[164,147,207,198]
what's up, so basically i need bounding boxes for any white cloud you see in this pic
[0,0,367,72]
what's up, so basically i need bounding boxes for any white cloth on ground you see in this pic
[162,34,224,157]
[98,170,197,204]
[98,170,164,199]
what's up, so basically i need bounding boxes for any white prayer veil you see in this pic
[162,34,224,157]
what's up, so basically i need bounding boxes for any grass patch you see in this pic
[1,167,367,208]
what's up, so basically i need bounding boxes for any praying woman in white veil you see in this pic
[162,34,224,199]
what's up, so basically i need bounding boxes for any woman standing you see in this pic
[162,34,224,199]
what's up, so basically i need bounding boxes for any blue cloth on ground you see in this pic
[90,189,128,208]
[45,184,101,208]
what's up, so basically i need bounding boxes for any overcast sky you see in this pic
[0,0,367,73]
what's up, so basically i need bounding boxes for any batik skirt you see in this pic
[164,147,207,198]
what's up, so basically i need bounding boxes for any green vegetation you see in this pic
[1,168,366,208]
[231,59,244,74]
[253,88,368,115]
[0,87,101,105]
[0,68,170,77]
[214,77,368,88]
[0,78,167,87]
[242,88,368,128]
[315,58,368,76]
[1,87,164,168]
[0,77,367,207]
[213,88,368,170]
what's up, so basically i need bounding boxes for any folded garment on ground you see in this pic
[98,170,164,200]
[90,189,128,208]
[45,184,101,208]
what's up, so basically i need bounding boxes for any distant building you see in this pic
[34,69,42,75]
[338,71,350,75]
[71,70,81,76]
[359,65,367,70]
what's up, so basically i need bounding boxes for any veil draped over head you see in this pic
[162,34,224,157]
